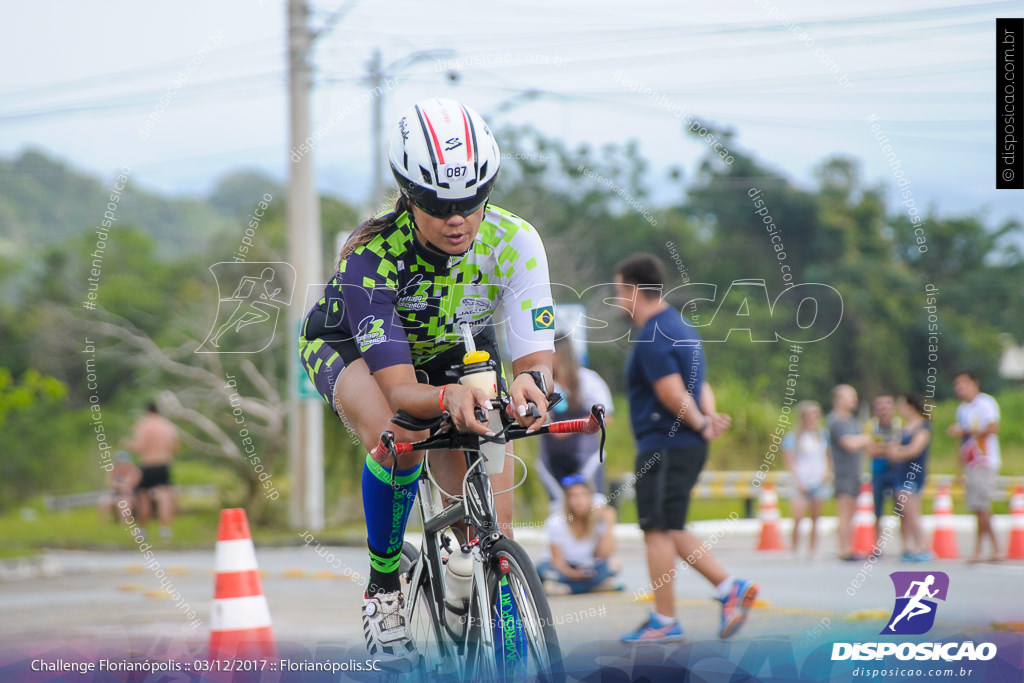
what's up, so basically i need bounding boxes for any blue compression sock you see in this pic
[362,453,421,595]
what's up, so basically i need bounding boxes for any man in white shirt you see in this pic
[947,371,1001,562]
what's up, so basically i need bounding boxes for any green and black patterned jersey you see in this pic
[300,205,555,392]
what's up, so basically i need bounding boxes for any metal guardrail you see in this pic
[43,485,219,511]
[693,471,1022,503]
[608,471,1023,518]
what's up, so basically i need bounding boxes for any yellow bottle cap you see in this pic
[463,350,491,364]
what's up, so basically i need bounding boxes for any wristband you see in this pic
[439,385,448,412]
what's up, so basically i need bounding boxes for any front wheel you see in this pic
[399,541,453,677]
[469,537,564,682]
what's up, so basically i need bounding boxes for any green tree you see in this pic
[0,369,71,508]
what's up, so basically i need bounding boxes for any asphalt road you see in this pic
[1,522,1021,681]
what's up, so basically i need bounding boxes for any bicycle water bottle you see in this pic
[458,349,506,474]
[443,547,474,636]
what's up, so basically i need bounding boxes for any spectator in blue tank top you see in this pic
[886,393,932,562]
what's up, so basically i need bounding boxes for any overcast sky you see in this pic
[1,0,1019,226]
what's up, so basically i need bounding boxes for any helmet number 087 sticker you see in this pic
[445,165,467,178]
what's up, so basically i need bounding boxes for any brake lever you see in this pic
[546,392,563,412]
[377,431,401,489]
[592,404,607,463]
[518,392,561,420]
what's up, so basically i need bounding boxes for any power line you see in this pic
[0,73,284,123]
[0,4,997,126]
[0,36,283,102]
[328,2,1008,46]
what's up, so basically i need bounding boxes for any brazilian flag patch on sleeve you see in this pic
[531,306,554,331]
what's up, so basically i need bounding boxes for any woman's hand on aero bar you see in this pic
[441,383,495,437]
[509,372,549,433]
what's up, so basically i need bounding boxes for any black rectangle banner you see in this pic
[997,18,1023,189]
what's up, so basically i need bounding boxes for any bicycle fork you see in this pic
[470,546,493,650]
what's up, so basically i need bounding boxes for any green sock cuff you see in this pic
[364,452,422,486]
[368,548,402,573]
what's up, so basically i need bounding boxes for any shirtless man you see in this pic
[125,402,179,539]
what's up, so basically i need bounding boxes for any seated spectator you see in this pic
[536,337,613,511]
[99,451,141,524]
[782,401,831,556]
[536,475,623,595]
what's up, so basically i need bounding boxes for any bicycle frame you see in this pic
[380,320,605,675]
[404,447,499,664]
[387,405,606,670]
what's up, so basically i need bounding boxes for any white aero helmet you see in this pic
[388,98,500,218]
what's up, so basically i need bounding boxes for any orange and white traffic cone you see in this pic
[930,484,960,559]
[1006,485,1024,560]
[852,483,877,557]
[209,508,277,659]
[757,483,785,551]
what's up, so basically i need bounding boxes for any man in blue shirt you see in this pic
[614,253,759,643]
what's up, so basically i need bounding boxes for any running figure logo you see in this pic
[198,262,295,353]
[882,571,949,635]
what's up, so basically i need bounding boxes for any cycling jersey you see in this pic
[300,205,555,409]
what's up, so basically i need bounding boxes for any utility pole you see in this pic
[286,0,324,532]
[284,8,447,529]
[367,48,384,211]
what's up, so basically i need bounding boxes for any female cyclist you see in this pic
[300,97,555,665]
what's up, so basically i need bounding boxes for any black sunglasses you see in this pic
[412,195,489,220]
